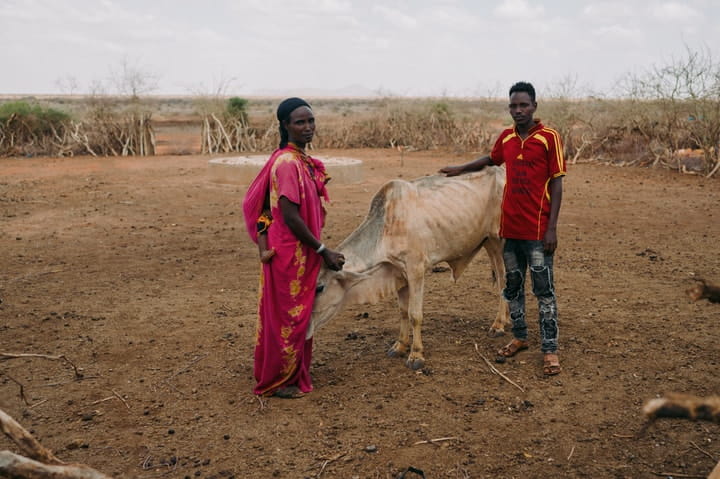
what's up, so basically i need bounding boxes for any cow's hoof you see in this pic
[406,357,425,370]
[387,342,407,358]
[487,328,506,338]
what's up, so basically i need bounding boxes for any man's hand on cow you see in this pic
[439,165,465,177]
[322,249,345,271]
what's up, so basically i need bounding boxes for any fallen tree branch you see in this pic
[0,408,112,478]
[0,408,61,465]
[0,451,112,479]
[474,344,525,393]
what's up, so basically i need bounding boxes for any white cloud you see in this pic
[651,2,701,22]
[371,5,418,29]
[493,0,544,19]
[592,24,642,41]
[1,0,719,96]
[582,2,634,20]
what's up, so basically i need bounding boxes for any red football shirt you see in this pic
[489,121,566,240]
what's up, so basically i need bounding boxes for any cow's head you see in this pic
[308,268,365,338]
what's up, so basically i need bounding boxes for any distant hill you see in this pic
[249,84,381,98]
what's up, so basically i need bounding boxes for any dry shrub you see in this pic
[0,97,155,157]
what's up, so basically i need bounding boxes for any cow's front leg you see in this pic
[387,285,410,359]
[484,237,509,337]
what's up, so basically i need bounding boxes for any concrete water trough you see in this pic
[208,155,364,185]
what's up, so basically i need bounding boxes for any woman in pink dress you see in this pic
[242,98,345,398]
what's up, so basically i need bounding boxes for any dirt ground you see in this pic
[1,147,719,479]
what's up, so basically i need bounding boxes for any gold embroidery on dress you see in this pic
[290,279,301,297]
[288,304,305,318]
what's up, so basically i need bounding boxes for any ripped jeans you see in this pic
[502,239,558,353]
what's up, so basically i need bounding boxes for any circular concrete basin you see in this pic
[208,155,364,185]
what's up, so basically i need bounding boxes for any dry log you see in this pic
[709,460,720,479]
[0,408,112,478]
[0,451,112,479]
[0,408,61,464]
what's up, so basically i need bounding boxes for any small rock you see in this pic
[364,445,377,453]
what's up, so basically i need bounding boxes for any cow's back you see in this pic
[339,166,504,270]
[384,167,504,265]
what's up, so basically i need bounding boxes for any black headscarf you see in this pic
[276,97,310,122]
[276,97,311,148]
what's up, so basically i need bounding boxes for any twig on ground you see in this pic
[165,353,209,381]
[28,399,49,409]
[690,440,717,461]
[474,343,525,393]
[567,445,575,461]
[0,352,83,379]
[112,390,130,409]
[0,372,29,405]
[650,472,705,478]
[315,452,346,477]
[413,437,458,446]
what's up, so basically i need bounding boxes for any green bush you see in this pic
[226,97,249,122]
[0,101,70,135]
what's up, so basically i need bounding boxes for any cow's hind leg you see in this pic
[484,237,509,337]
[403,266,426,370]
[387,285,411,359]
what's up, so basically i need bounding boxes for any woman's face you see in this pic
[284,106,315,146]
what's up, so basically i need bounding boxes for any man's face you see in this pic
[508,92,536,128]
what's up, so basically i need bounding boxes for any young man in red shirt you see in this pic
[441,81,566,376]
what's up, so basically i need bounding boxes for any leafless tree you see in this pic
[109,56,159,100]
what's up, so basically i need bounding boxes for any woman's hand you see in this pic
[321,249,345,271]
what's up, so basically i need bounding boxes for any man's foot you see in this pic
[260,249,276,264]
[272,386,305,399]
[543,353,561,376]
[496,338,529,359]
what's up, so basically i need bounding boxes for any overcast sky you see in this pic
[1,0,719,97]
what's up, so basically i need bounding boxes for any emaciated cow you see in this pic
[309,166,509,370]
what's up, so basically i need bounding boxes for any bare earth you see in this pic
[1,148,718,479]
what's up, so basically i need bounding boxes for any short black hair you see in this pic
[509,82,536,102]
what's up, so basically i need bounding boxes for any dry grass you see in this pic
[1,95,718,176]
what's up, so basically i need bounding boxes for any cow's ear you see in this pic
[336,270,365,289]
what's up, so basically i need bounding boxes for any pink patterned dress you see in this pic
[242,143,329,396]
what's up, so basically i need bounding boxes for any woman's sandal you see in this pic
[543,353,561,376]
[497,338,529,358]
[273,386,305,399]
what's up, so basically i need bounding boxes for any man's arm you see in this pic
[543,176,563,254]
[439,155,493,176]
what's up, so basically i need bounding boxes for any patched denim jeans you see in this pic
[502,239,558,353]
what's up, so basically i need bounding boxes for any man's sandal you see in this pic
[543,353,561,376]
[497,338,529,358]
